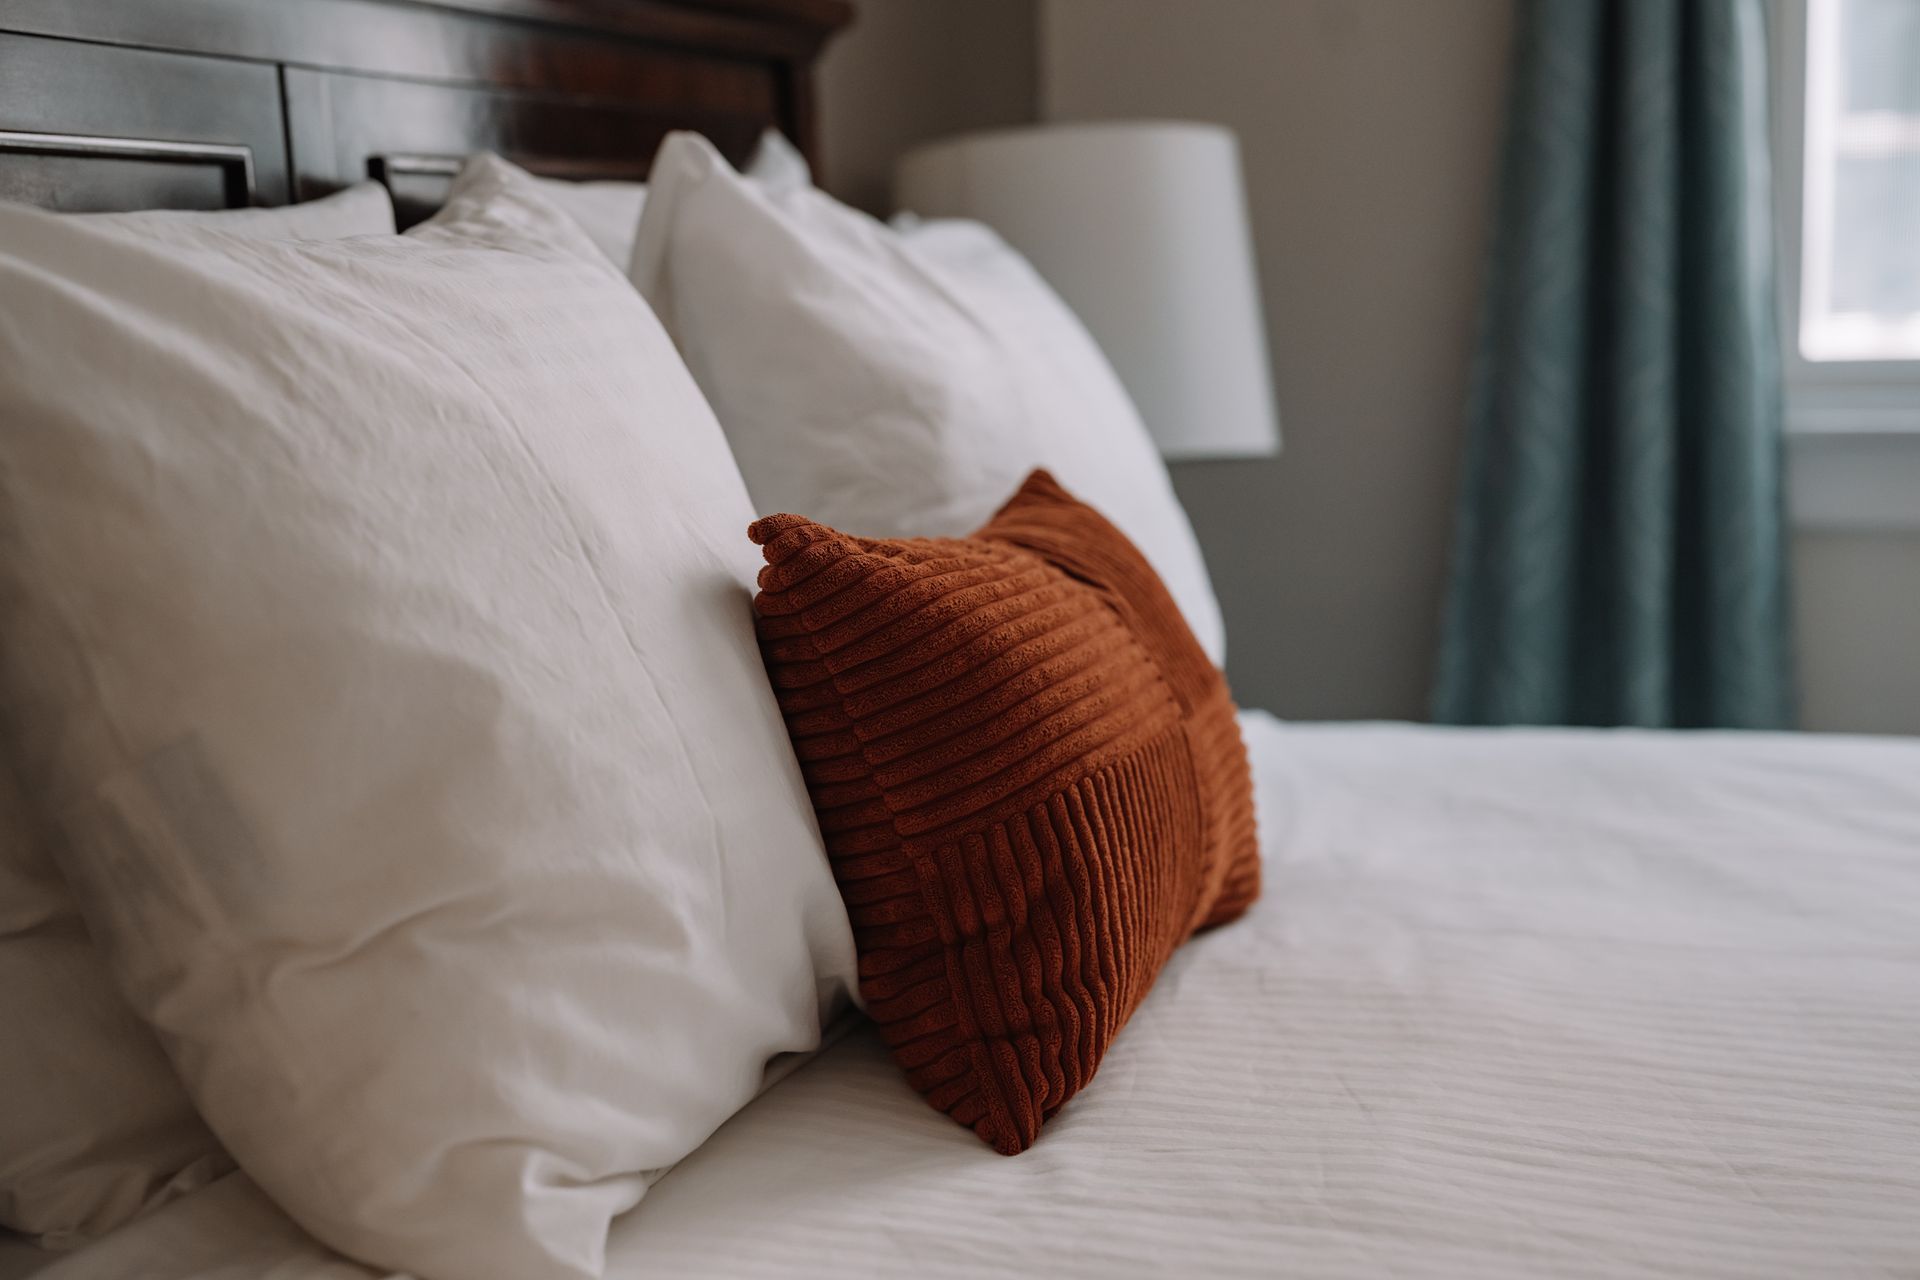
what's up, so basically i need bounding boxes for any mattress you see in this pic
[29,713,1920,1279]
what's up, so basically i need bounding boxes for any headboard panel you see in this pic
[0,0,850,221]
[0,31,287,210]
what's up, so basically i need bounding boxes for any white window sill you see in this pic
[1787,411,1920,531]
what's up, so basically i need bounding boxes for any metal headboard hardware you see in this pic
[367,153,465,186]
[368,152,662,190]
[0,129,255,204]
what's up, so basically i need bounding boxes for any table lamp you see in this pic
[896,121,1279,460]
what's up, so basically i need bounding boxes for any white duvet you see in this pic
[17,713,1920,1279]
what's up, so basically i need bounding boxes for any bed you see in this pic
[5,711,1917,1278]
[2,4,1917,1277]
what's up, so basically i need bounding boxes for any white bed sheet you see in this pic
[29,713,1920,1279]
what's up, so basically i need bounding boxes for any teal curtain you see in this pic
[1433,0,1794,729]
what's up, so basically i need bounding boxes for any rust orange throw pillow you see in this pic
[750,470,1260,1155]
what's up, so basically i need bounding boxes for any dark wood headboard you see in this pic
[0,0,851,225]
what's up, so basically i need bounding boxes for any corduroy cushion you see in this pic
[751,470,1259,1154]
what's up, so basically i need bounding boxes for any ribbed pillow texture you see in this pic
[751,470,1260,1154]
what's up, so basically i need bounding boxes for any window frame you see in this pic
[1772,0,1920,530]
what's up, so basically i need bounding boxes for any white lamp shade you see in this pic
[896,122,1279,460]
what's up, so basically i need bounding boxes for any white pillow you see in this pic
[630,131,1227,664]
[744,126,814,194]
[0,183,396,1249]
[73,181,396,238]
[529,130,813,273]
[530,177,646,268]
[0,155,856,1280]
[0,768,232,1250]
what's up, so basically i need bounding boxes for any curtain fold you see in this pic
[1433,0,1794,729]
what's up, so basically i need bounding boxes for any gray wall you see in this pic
[1042,0,1515,720]
[816,0,1038,213]
[1794,531,1920,734]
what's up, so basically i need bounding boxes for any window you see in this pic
[1774,0,1920,531]
[1797,0,1920,362]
